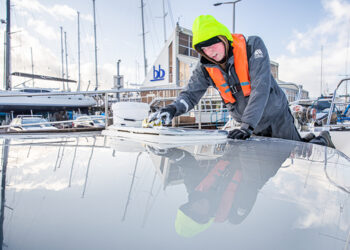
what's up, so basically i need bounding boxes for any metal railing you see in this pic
[326,77,350,126]
[0,87,183,97]
[0,86,231,131]
[149,96,229,129]
[0,87,184,130]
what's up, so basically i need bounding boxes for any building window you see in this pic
[178,32,199,58]
[169,42,173,83]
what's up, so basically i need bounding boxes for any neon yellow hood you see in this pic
[192,15,232,49]
[175,209,214,238]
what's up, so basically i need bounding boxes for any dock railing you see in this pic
[149,95,228,129]
[326,77,350,127]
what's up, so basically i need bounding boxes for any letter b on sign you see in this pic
[151,65,165,81]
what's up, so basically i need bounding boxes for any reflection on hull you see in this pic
[0,134,349,249]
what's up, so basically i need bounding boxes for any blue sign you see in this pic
[150,65,165,81]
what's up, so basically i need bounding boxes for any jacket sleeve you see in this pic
[240,36,272,130]
[172,63,210,116]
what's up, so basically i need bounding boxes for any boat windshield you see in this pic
[93,119,104,124]
[314,100,331,111]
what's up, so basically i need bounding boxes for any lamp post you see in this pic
[213,0,242,33]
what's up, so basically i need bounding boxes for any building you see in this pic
[277,81,309,103]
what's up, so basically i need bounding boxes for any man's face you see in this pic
[201,42,225,62]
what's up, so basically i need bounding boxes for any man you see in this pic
[149,15,333,147]
[147,139,311,237]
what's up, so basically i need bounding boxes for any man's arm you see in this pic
[172,63,210,116]
[240,36,272,130]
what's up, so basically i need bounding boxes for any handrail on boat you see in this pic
[326,77,350,126]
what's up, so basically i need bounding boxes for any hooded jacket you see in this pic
[172,15,289,134]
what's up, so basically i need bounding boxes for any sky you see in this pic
[0,0,349,97]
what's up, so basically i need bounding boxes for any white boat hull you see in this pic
[0,92,96,112]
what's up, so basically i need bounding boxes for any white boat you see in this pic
[0,87,96,112]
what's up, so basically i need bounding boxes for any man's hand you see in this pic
[148,105,177,125]
[227,128,252,140]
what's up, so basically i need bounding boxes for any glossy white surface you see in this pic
[0,134,349,250]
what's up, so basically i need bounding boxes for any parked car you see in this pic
[73,115,105,128]
[8,115,58,132]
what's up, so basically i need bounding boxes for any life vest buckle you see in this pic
[230,85,238,94]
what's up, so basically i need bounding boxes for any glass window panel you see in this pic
[191,49,199,58]
[179,32,189,46]
[179,45,189,56]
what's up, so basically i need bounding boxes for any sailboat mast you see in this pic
[30,47,34,87]
[141,0,147,77]
[64,31,69,91]
[93,0,98,90]
[60,26,65,91]
[2,33,5,89]
[77,11,81,92]
[320,45,323,96]
[345,23,349,103]
[162,0,167,42]
[5,0,11,90]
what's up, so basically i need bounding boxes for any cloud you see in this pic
[49,4,77,21]
[5,25,61,88]
[277,0,350,97]
[81,13,94,23]
[13,0,78,21]
[27,18,58,40]
[77,62,115,91]
[12,0,47,13]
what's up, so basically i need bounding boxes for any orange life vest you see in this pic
[205,34,251,104]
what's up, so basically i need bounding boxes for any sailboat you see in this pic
[0,0,96,113]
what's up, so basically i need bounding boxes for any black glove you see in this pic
[146,145,169,155]
[148,105,177,125]
[227,128,252,140]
